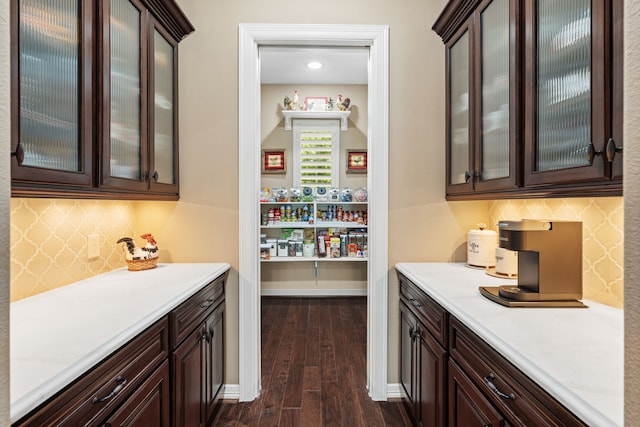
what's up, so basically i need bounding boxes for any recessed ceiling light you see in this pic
[306,61,324,70]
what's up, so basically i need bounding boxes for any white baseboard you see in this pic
[223,383,405,401]
[260,288,368,297]
[221,384,240,400]
[387,383,406,399]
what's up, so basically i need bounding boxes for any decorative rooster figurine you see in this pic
[336,94,351,111]
[117,233,158,261]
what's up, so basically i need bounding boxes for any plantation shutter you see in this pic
[293,120,340,188]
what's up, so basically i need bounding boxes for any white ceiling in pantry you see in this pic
[260,46,369,85]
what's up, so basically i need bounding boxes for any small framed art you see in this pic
[262,149,286,174]
[305,97,329,112]
[346,150,367,173]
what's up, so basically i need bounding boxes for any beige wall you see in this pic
[1,0,10,422]
[625,0,640,423]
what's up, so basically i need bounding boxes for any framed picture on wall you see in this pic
[346,150,367,173]
[262,149,287,174]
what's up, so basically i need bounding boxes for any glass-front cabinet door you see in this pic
[148,23,179,194]
[11,0,93,187]
[100,0,148,192]
[446,23,473,195]
[473,0,518,192]
[524,0,612,185]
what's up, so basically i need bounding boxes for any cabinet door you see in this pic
[11,0,94,187]
[417,326,447,427]
[103,361,171,427]
[100,0,149,192]
[148,21,180,194]
[399,302,418,421]
[448,360,508,427]
[473,0,519,192]
[445,21,474,195]
[204,304,225,424]
[524,0,611,186]
[173,323,206,427]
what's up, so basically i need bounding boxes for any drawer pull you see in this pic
[92,376,127,404]
[201,299,214,308]
[483,373,514,400]
[408,297,422,308]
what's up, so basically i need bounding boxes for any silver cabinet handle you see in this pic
[92,376,127,404]
[483,373,514,400]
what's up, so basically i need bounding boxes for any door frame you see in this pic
[238,23,389,401]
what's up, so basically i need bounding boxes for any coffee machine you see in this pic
[479,220,587,307]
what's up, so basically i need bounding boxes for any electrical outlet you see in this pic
[88,234,100,259]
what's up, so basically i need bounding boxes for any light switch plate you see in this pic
[88,234,100,259]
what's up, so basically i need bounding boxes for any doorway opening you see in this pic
[238,23,389,402]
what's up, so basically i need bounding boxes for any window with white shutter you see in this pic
[293,119,340,188]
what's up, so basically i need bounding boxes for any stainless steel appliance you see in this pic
[480,220,586,307]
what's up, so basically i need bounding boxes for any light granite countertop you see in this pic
[395,262,623,427]
[10,262,230,424]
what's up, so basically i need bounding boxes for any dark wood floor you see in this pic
[213,297,412,426]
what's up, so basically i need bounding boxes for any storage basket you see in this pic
[125,257,158,271]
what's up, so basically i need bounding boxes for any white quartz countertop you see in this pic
[395,263,623,427]
[10,262,230,423]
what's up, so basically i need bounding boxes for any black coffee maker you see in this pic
[480,220,586,308]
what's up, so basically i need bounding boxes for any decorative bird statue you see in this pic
[117,233,158,261]
[284,95,293,110]
[336,94,351,111]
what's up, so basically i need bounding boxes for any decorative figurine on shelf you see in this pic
[117,233,159,271]
[336,94,351,111]
[328,97,335,111]
[284,95,293,110]
[292,89,299,110]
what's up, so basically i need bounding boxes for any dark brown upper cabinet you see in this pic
[433,0,622,200]
[10,0,193,200]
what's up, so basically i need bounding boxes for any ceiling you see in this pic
[259,46,369,85]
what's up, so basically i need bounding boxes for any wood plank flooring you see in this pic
[213,297,412,426]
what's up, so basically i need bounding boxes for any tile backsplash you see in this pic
[10,199,135,302]
[489,197,623,308]
[10,196,624,308]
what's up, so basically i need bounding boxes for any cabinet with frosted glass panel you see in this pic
[10,0,193,200]
[433,0,622,200]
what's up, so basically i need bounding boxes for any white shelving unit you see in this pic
[281,110,351,131]
[260,200,368,262]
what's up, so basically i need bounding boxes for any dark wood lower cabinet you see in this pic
[13,271,228,427]
[172,303,225,427]
[103,360,171,427]
[204,304,225,423]
[398,272,586,427]
[400,297,447,427]
[448,359,509,427]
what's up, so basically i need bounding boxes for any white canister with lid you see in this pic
[467,223,497,267]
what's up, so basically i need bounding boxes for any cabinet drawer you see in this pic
[398,273,448,347]
[170,273,226,349]
[16,317,169,426]
[449,317,585,427]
